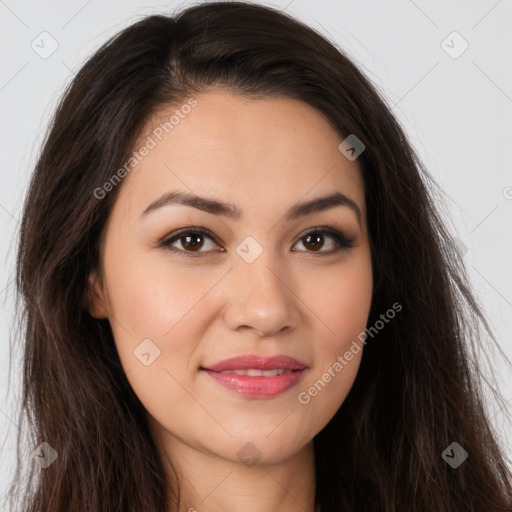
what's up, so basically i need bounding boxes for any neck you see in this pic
[156,434,317,512]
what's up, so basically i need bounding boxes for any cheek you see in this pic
[293,254,372,421]
[300,251,373,345]
[101,252,209,435]
[104,236,217,329]
[100,246,210,378]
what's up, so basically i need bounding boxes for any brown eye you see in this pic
[179,233,205,252]
[160,228,221,257]
[303,232,325,251]
[293,228,354,253]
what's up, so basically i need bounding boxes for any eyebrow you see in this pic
[141,190,362,226]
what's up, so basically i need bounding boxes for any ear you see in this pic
[85,270,109,319]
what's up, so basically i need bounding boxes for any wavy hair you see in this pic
[5,1,512,510]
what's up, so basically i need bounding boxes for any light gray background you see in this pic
[1,0,511,502]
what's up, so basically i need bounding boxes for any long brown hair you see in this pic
[6,2,512,510]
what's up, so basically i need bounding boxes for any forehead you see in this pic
[112,90,366,223]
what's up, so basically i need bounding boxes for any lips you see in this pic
[200,354,308,398]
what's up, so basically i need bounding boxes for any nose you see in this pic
[222,252,302,337]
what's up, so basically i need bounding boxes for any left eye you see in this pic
[159,227,354,257]
[293,230,349,252]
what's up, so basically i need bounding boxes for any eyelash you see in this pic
[158,226,355,258]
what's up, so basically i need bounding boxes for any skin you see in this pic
[87,89,373,512]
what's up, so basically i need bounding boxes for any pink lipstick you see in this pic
[200,354,308,398]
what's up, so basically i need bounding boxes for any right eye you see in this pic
[159,227,224,258]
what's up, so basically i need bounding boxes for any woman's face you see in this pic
[88,90,373,466]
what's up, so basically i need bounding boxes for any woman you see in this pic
[6,1,512,511]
